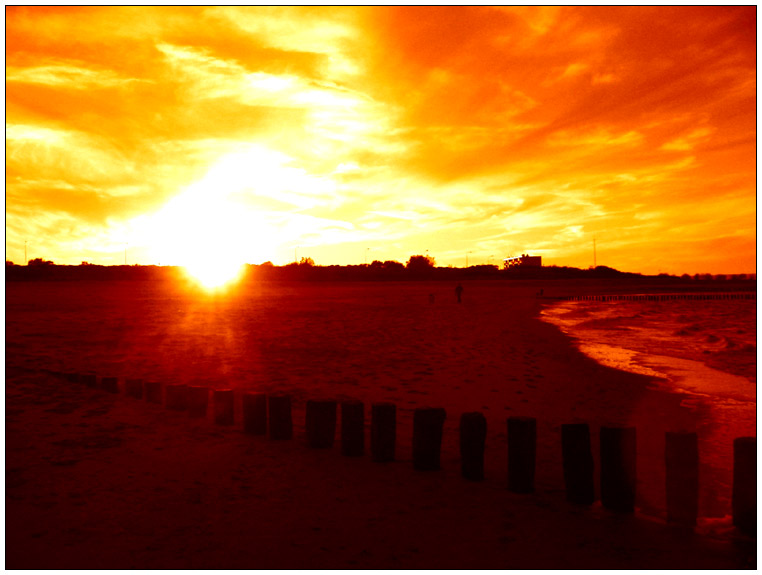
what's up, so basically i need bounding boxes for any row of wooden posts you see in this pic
[557,292,756,302]
[61,372,756,537]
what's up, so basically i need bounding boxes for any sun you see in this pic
[147,174,272,291]
[183,256,244,290]
[137,144,323,287]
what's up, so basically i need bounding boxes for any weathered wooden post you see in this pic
[125,378,143,399]
[732,436,756,536]
[187,385,209,418]
[460,412,487,480]
[144,381,162,404]
[413,407,446,471]
[243,392,267,435]
[268,395,293,440]
[665,431,699,525]
[101,376,119,394]
[341,400,364,457]
[82,374,98,388]
[165,384,188,411]
[600,426,637,512]
[213,389,235,425]
[371,402,396,462]
[306,400,337,448]
[507,416,536,493]
[562,423,595,504]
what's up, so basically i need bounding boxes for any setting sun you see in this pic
[183,257,244,290]
[139,144,303,288]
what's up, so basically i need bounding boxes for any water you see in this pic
[541,297,756,519]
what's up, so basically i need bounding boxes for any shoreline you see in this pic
[5,280,756,568]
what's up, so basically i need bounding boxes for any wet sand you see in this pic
[5,279,755,569]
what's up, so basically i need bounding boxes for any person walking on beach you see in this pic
[455,283,463,303]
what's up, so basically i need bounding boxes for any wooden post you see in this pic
[507,416,536,493]
[125,378,143,399]
[165,384,188,411]
[144,381,162,404]
[371,403,396,462]
[268,395,293,440]
[101,376,119,394]
[600,426,637,512]
[562,423,595,505]
[732,436,756,536]
[665,431,698,525]
[413,407,446,471]
[341,401,364,456]
[187,386,209,418]
[306,400,337,448]
[213,389,235,425]
[243,392,267,435]
[460,412,487,481]
[82,374,98,388]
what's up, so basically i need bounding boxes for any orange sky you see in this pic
[5,6,757,274]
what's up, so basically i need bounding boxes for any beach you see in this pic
[5,278,756,569]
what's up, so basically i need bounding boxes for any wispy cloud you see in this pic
[5,6,756,273]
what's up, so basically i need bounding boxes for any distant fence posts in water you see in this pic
[125,378,143,399]
[341,401,365,457]
[268,395,293,440]
[213,389,235,425]
[507,416,537,493]
[188,386,209,418]
[413,407,446,471]
[101,376,119,394]
[460,412,487,481]
[600,426,637,512]
[144,381,162,404]
[665,431,699,525]
[243,392,267,435]
[557,292,756,302]
[305,400,337,448]
[165,384,188,411]
[562,423,595,505]
[732,437,757,536]
[371,403,396,462]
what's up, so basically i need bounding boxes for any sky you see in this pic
[5,6,757,274]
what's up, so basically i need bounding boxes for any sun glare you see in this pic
[183,257,244,290]
[135,144,342,286]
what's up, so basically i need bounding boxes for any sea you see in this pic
[541,295,756,522]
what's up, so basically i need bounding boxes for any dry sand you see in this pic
[5,279,756,569]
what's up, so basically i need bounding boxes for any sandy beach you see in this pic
[5,279,756,569]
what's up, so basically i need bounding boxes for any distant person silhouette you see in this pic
[455,284,463,303]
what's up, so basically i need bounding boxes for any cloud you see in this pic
[4,6,757,273]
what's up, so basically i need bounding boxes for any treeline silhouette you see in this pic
[5,258,756,284]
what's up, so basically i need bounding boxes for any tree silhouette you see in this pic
[405,254,435,271]
[28,257,54,267]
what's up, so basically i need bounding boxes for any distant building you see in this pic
[503,254,542,268]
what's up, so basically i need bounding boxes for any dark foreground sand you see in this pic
[5,279,756,569]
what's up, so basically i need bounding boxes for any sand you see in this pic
[5,278,756,569]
